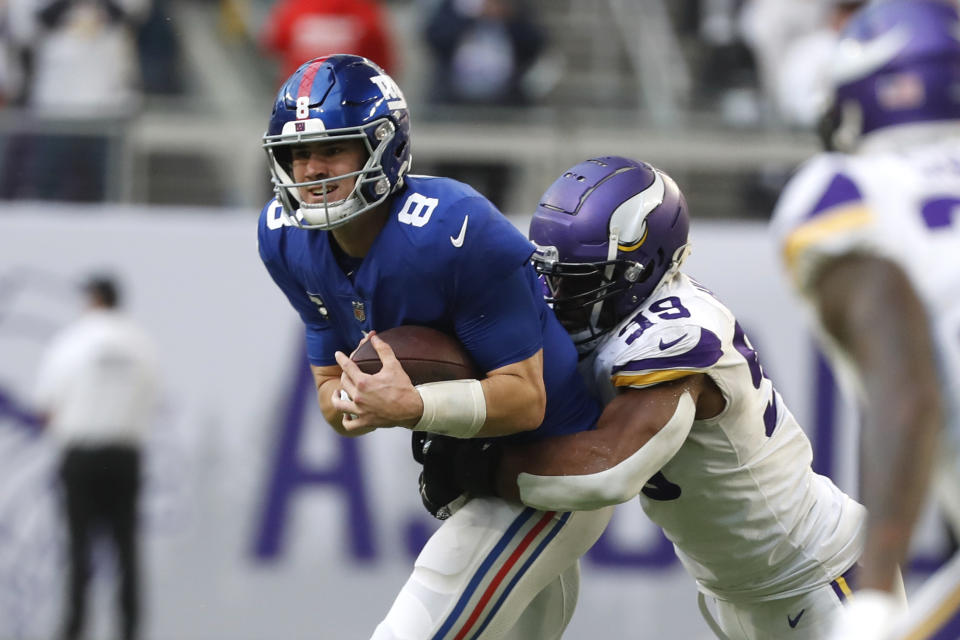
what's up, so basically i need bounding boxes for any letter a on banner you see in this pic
[252,351,376,561]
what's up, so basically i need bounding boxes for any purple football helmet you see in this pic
[263,55,412,229]
[530,157,690,352]
[819,0,960,151]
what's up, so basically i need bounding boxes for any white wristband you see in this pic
[413,379,486,438]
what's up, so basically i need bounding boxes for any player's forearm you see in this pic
[499,392,696,511]
[472,351,546,437]
[816,255,942,590]
[475,371,545,436]
[495,431,635,504]
[858,372,941,591]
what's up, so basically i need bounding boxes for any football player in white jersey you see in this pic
[419,155,868,639]
[770,1,960,638]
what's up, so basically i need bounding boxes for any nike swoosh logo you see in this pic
[659,335,684,350]
[787,609,805,628]
[450,215,469,248]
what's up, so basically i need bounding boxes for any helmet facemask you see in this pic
[533,240,648,355]
[264,118,403,230]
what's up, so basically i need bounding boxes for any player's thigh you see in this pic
[374,497,611,640]
[413,498,610,638]
[712,583,845,640]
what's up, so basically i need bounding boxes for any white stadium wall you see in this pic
[0,206,951,640]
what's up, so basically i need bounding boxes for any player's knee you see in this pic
[372,587,441,640]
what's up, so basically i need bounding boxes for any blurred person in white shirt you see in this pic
[740,0,865,127]
[2,0,150,201]
[34,274,159,640]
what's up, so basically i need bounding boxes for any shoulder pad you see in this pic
[771,154,876,291]
[609,322,723,389]
[772,153,864,231]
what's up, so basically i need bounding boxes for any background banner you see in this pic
[0,207,949,639]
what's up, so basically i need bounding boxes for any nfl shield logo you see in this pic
[352,301,366,322]
[295,122,306,132]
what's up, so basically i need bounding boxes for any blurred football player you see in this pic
[420,155,870,639]
[771,1,960,638]
[256,54,612,639]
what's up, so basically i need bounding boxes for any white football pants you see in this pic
[370,496,613,640]
[699,565,906,640]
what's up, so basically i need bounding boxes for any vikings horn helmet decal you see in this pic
[530,157,691,352]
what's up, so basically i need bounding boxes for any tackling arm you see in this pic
[495,375,712,510]
[814,253,942,592]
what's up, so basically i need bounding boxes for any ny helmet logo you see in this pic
[370,75,407,111]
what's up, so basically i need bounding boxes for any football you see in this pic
[351,326,480,385]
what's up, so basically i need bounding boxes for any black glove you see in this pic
[452,439,501,498]
[414,433,464,519]
[412,432,502,520]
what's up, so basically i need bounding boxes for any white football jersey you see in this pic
[583,272,865,601]
[771,133,960,529]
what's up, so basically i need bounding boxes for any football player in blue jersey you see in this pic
[771,2,960,638]
[256,54,613,639]
[421,156,870,639]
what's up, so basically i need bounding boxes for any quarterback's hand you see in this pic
[333,334,423,432]
[826,590,904,640]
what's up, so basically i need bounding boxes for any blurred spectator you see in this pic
[771,0,864,127]
[260,0,396,83]
[137,0,183,96]
[739,0,865,127]
[0,0,23,105]
[691,0,762,125]
[423,0,545,107]
[7,0,149,116]
[1,0,150,201]
[32,274,159,640]
[421,0,546,210]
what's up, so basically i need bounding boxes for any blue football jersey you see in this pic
[258,175,600,440]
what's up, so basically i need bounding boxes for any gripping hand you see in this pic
[412,433,502,520]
